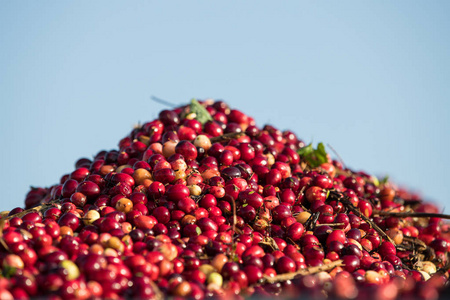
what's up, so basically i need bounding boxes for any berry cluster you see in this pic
[0,99,449,299]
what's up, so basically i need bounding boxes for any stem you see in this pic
[149,279,164,300]
[304,212,320,232]
[316,223,345,227]
[400,236,436,262]
[437,262,450,275]
[259,236,280,251]
[210,132,245,143]
[231,198,237,235]
[373,211,450,220]
[263,260,344,283]
[0,219,11,253]
[2,203,55,221]
[326,143,347,170]
[150,96,178,108]
[230,197,238,258]
[334,192,396,245]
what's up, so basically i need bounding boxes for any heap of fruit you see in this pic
[0,99,449,300]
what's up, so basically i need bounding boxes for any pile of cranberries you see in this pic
[0,99,449,300]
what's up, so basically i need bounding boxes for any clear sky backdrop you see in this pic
[1,1,449,212]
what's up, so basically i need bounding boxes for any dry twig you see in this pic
[259,236,280,251]
[335,194,396,245]
[149,279,164,300]
[2,203,55,221]
[263,260,344,283]
[373,211,450,220]
[210,132,245,143]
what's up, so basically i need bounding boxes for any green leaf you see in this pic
[315,143,328,164]
[190,99,213,124]
[297,143,314,157]
[380,175,389,185]
[2,266,16,278]
[297,142,328,168]
[195,226,202,236]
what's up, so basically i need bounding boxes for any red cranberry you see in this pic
[70,167,90,182]
[326,230,346,246]
[300,234,320,248]
[61,179,79,198]
[159,109,180,125]
[334,213,350,230]
[357,200,372,217]
[272,205,292,223]
[44,207,62,221]
[341,244,362,259]
[314,225,333,244]
[276,256,296,274]
[429,238,449,252]
[238,190,264,209]
[348,214,361,228]
[175,141,197,161]
[346,228,362,241]
[342,255,360,272]
[266,169,282,186]
[57,212,80,231]
[327,240,344,254]
[313,175,333,189]
[305,186,327,202]
[166,184,190,201]
[221,261,239,279]
[378,241,396,258]
[238,205,257,222]
[153,168,176,184]
[177,197,196,213]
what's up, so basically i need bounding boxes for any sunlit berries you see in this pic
[1,99,448,300]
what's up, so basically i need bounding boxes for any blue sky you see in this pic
[1,1,449,212]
